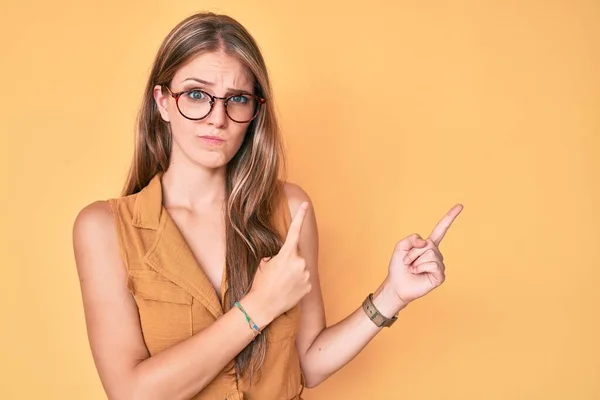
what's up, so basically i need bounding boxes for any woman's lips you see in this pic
[198,135,225,145]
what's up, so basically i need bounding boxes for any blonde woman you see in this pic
[73,12,462,400]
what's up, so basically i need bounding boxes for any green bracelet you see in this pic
[234,301,261,335]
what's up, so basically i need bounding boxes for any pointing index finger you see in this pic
[282,201,309,253]
[428,204,463,246]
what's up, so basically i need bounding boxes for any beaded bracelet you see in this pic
[234,301,261,337]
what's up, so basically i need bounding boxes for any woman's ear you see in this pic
[153,85,171,122]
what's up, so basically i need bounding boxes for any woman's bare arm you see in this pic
[284,183,405,388]
[73,201,272,400]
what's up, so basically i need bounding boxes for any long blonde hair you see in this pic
[121,12,288,382]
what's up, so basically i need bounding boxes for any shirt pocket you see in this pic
[127,270,193,354]
[266,303,301,343]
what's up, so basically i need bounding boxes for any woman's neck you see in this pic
[160,164,227,211]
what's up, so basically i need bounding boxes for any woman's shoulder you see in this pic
[72,201,115,244]
[281,180,314,217]
[72,200,122,275]
[74,200,112,224]
[282,181,311,203]
[73,189,142,241]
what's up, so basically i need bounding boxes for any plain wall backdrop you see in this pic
[0,0,598,399]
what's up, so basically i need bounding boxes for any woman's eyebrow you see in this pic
[181,77,251,94]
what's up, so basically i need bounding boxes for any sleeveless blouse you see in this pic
[108,173,305,399]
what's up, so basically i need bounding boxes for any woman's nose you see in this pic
[205,98,228,127]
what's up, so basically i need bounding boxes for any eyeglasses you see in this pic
[162,85,266,123]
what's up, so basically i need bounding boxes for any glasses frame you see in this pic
[162,85,266,123]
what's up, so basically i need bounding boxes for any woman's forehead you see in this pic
[173,51,253,90]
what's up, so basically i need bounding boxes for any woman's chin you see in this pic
[192,153,230,170]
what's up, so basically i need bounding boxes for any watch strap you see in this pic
[362,293,398,328]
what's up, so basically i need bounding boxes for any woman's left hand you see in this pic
[386,204,463,307]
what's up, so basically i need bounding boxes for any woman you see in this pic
[73,11,462,400]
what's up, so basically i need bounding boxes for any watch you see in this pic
[362,293,398,328]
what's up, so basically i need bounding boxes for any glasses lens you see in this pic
[226,94,259,122]
[178,90,212,119]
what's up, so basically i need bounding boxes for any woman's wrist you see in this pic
[238,290,277,331]
[372,279,408,318]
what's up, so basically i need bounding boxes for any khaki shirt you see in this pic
[108,173,305,399]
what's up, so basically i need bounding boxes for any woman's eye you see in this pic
[187,90,206,100]
[230,95,248,104]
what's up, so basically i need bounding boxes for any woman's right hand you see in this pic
[247,201,312,322]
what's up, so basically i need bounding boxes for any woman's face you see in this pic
[154,51,256,169]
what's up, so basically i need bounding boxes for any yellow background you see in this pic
[1,0,598,399]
